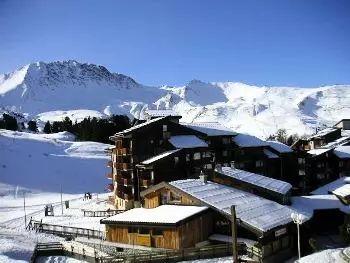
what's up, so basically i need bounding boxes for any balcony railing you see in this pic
[108,195,115,204]
[106,173,113,179]
[117,177,132,186]
[115,162,132,170]
[106,183,114,192]
[116,148,130,156]
[141,179,151,188]
[107,160,113,167]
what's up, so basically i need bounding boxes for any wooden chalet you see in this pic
[212,166,292,205]
[232,134,296,185]
[100,205,213,249]
[140,178,297,261]
[108,112,217,210]
[333,146,350,178]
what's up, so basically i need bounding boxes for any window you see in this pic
[222,137,230,145]
[255,160,263,167]
[222,150,228,157]
[205,151,211,158]
[139,228,150,234]
[298,158,305,165]
[193,152,201,160]
[163,125,167,132]
[186,154,190,162]
[317,173,325,180]
[174,157,179,165]
[128,227,137,233]
[152,229,163,236]
[298,169,305,176]
[204,164,212,169]
[339,161,344,168]
[317,162,325,168]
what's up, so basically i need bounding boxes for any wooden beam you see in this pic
[231,205,238,263]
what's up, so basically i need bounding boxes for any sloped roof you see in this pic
[309,128,339,139]
[145,109,181,118]
[141,149,181,165]
[233,133,267,147]
[266,141,293,153]
[332,184,350,198]
[218,167,292,195]
[169,135,208,149]
[169,179,296,232]
[311,177,350,195]
[182,122,237,136]
[334,146,350,159]
[264,149,279,159]
[113,117,165,136]
[307,148,332,156]
[101,205,208,225]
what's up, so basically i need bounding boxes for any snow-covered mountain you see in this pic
[1,60,350,138]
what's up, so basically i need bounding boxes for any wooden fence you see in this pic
[27,219,104,240]
[101,243,246,263]
[30,242,64,263]
[82,209,123,217]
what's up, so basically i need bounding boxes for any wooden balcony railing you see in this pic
[116,148,130,156]
[106,173,113,179]
[108,195,115,204]
[117,177,132,186]
[115,162,132,170]
[124,193,133,200]
[107,160,113,167]
[141,179,151,188]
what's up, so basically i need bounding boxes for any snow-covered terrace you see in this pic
[169,135,208,149]
[182,122,237,136]
[101,205,208,225]
[307,148,332,156]
[217,167,292,195]
[141,149,181,165]
[169,179,296,233]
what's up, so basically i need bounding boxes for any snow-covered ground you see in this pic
[1,60,350,138]
[0,130,112,262]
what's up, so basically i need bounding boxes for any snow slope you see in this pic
[0,129,109,193]
[1,60,350,138]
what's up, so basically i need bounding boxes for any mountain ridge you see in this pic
[1,60,349,138]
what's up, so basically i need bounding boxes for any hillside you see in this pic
[1,60,350,138]
[0,129,109,193]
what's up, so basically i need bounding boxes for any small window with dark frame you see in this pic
[152,228,163,236]
[138,228,150,234]
[128,227,137,233]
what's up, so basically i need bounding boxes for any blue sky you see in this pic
[0,0,349,87]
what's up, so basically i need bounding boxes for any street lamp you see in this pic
[291,212,304,259]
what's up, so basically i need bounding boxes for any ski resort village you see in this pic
[1,101,350,262]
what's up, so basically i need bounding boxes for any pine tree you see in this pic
[28,120,38,132]
[43,121,52,133]
[2,113,18,131]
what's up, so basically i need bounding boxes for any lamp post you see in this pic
[291,212,304,259]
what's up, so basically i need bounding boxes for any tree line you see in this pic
[0,113,131,144]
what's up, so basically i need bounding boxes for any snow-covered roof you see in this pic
[218,167,292,195]
[263,149,279,159]
[266,141,293,153]
[233,133,267,147]
[141,149,181,165]
[101,205,208,225]
[311,177,350,195]
[114,117,165,136]
[169,135,208,149]
[296,248,346,263]
[334,146,350,159]
[332,184,350,198]
[321,136,350,149]
[309,127,339,139]
[145,109,181,118]
[182,122,237,136]
[307,148,332,156]
[169,179,296,232]
[291,195,350,221]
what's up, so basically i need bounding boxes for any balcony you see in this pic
[141,179,151,188]
[117,177,132,186]
[124,193,133,200]
[107,161,113,167]
[106,183,114,192]
[108,195,115,204]
[106,173,113,180]
[115,162,132,170]
[116,148,130,156]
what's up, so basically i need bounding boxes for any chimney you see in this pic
[199,170,208,184]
